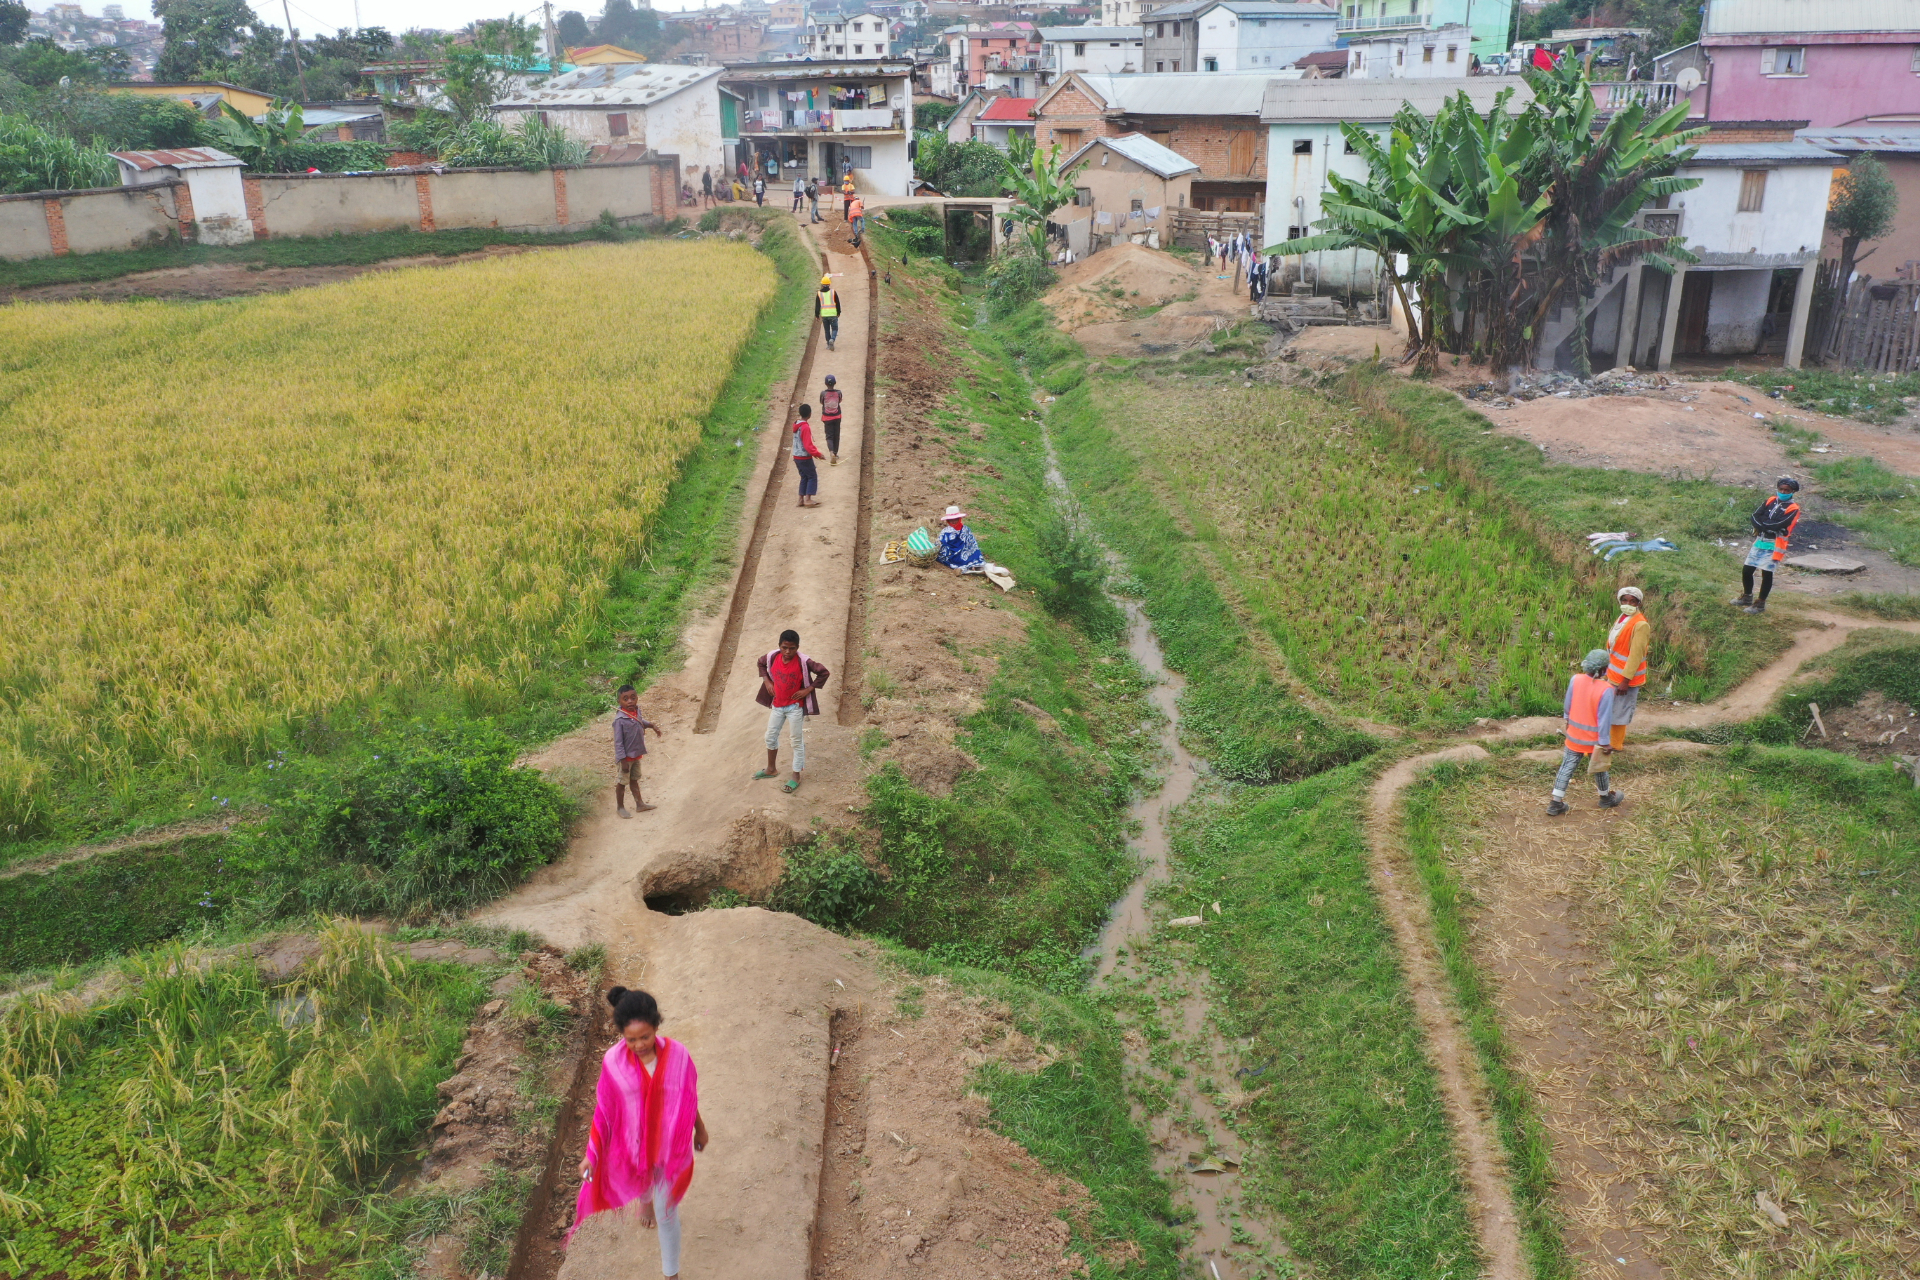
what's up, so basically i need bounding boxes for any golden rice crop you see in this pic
[0,240,773,823]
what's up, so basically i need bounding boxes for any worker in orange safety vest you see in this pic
[1548,649,1625,816]
[1731,475,1801,614]
[1603,584,1649,751]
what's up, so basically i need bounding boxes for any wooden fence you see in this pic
[1167,207,1262,251]
[1823,275,1920,373]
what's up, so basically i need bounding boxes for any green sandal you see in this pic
[782,779,801,793]
[753,769,777,780]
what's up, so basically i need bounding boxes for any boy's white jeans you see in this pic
[765,703,806,772]
[647,1179,681,1276]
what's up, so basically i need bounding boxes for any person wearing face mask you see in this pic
[1731,476,1801,614]
[1603,585,1649,752]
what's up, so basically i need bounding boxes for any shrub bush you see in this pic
[234,724,575,920]
[1034,506,1120,639]
[767,833,879,930]
[985,249,1054,319]
[881,206,943,255]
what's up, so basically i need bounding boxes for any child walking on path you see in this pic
[1547,649,1625,816]
[754,629,829,793]
[573,988,708,1279]
[819,374,843,464]
[791,404,826,507]
[613,684,662,817]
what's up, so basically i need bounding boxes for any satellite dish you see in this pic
[1675,66,1701,92]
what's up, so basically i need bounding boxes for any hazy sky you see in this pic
[103,0,704,38]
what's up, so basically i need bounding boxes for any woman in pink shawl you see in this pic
[574,987,709,1277]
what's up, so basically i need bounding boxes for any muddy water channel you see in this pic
[1041,427,1293,1278]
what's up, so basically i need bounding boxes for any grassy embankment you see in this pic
[0,213,816,972]
[1403,718,1920,1278]
[990,302,1510,1277]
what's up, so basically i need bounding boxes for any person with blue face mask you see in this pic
[1732,476,1801,614]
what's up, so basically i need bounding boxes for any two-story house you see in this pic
[946,22,1044,96]
[1040,25,1146,78]
[1144,0,1337,73]
[1033,71,1271,211]
[802,11,893,58]
[1334,0,1513,60]
[1343,22,1474,77]
[722,59,915,194]
[494,63,732,176]
[1686,0,1920,129]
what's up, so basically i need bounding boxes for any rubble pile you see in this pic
[1464,365,1682,408]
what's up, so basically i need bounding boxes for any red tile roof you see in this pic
[977,96,1037,122]
[1296,49,1347,68]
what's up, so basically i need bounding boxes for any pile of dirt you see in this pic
[811,976,1112,1279]
[1044,243,1203,328]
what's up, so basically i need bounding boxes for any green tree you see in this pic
[1,37,105,87]
[152,0,260,82]
[1827,152,1898,299]
[555,9,591,48]
[1002,140,1079,257]
[0,0,30,47]
[440,16,542,120]
[912,132,1005,196]
[593,0,660,54]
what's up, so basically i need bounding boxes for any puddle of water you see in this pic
[1042,427,1292,1278]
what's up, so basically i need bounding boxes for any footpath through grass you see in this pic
[1411,748,1920,1279]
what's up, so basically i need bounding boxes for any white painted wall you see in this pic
[1262,118,1383,286]
[1044,33,1144,74]
[182,166,251,246]
[1673,162,1831,260]
[646,85,730,177]
[1196,10,1337,70]
[1345,27,1472,78]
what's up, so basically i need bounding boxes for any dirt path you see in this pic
[1366,609,1920,1278]
[462,226,887,1280]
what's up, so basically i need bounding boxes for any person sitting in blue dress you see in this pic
[936,505,984,572]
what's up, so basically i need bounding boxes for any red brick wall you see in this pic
[552,168,570,225]
[243,176,269,239]
[42,199,68,256]
[414,174,437,232]
[171,179,196,241]
[1033,85,1122,151]
[1142,117,1266,181]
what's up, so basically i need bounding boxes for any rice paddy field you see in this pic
[0,240,774,836]
[1410,751,1920,1279]
[1083,380,1608,724]
[0,923,487,1278]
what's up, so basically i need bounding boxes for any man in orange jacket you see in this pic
[1549,649,1625,816]
[1604,584,1649,751]
[1732,476,1801,614]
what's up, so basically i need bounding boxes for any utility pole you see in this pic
[544,0,561,63]
[281,0,310,101]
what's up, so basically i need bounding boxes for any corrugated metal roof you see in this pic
[977,96,1037,121]
[108,147,245,171]
[1065,130,1202,178]
[1038,26,1143,40]
[1295,49,1348,66]
[1212,1,1342,14]
[496,63,721,107]
[1076,71,1277,116]
[274,107,381,127]
[1799,126,1920,155]
[1685,140,1844,166]
[1260,76,1533,122]
[721,58,913,80]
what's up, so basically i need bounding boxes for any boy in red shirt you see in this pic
[613,683,662,817]
[791,404,826,507]
[754,629,830,793]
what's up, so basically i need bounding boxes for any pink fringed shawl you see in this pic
[570,1035,698,1241]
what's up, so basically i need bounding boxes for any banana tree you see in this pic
[205,98,306,172]
[1510,56,1705,374]
[1002,141,1081,258]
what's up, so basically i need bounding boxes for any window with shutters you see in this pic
[1075,186,1094,206]
[1738,169,1768,212]
[1446,44,1457,61]
[1422,44,1434,62]
[1761,45,1804,74]
[1171,58,1180,70]
[608,112,629,136]
[1172,21,1181,34]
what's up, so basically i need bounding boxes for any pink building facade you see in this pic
[1697,0,1920,128]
